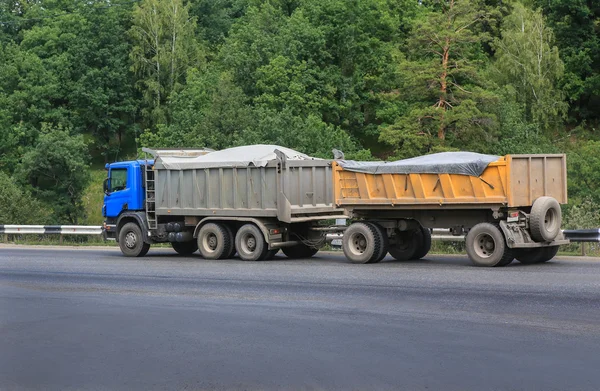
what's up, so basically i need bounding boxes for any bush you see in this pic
[0,171,50,224]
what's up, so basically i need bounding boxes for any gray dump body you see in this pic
[151,145,344,223]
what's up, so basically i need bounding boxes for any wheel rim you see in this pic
[544,208,558,233]
[125,231,137,249]
[202,232,218,254]
[474,233,496,258]
[348,232,368,256]
[240,232,257,254]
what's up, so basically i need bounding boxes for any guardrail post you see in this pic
[582,242,587,257]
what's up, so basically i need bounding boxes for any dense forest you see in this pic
[1,0,599,226]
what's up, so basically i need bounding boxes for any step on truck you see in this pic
[102,146,568,266]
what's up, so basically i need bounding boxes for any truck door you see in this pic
[104,167,131,218]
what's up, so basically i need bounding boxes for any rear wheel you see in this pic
[388,230,419,261]
[366,222,389,263]
[342,222,382,264]
[465,223,513,267]
[198,223,234,260]
[265,249,279,260]
[539,246,559,263]
[516,246,559,264]
[235,224,269,261]
[282,243,318,259]
[171,240,198,255]
[118,222,150,257]
[412,226,432,260]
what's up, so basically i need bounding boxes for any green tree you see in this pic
[380,0,498,158]
[531,0,600,123]
[15,125,90,224]
[492,2,567,131]
[0,171,50,225]
[130,0,202,128]
[566,140,600,204]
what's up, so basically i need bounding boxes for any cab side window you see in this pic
[110,168,128,192]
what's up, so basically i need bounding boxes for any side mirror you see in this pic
[103,178,110,194]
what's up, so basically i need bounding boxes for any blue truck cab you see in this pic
[102,160,152,242]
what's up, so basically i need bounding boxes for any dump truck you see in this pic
[102,146,568,266]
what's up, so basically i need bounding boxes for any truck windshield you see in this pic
[110,168,127,192]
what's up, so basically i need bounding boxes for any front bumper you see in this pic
[102,222,117,241]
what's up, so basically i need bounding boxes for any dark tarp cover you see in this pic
[338,152,500,177]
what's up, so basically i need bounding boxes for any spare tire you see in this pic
[530,197,561,242]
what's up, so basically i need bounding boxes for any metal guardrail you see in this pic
[0,225,102,235]
[563,229,600,243]
[1,225,599,246]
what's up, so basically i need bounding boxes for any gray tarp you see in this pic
[338,152,500,177]
[157,144,321,170]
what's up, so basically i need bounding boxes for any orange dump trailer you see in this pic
[333,154,567,209]
[332,153,568,267]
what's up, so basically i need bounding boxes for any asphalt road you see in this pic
[1,246,600,391]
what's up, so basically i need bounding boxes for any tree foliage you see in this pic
[0,0,598,223]
[130,0,202,127]
[493,2,567,131]
[380,0,498,158]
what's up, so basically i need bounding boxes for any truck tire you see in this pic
[515,248,545,264]
[465,223,514,267]
[539,245,559,263]
[282,244,318,259]
[222,225,236,259]
[530,196,561,242]
[342,222,382,264]
[366,222,389,263]
[119,222,150,257]
[412,226,432,260]
[388,230,419,262]
[198,223,233,260]
[265,249,279,260]
[171,241,198,255]
[235,224,268,261]
[517,246,559,264]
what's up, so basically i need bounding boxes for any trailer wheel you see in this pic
[342,222,382,264]
[265,249,279,260]
[530,196,562,242]
[366,222,389,263]
[466,223,514,267]
[516,246,559,264]
[198,223,233,260]
[388,230,418,262]
[515,248,545,264]
[235,224,268,261]
[171,241,198,255]
[540,246,559,263]
[282,244,318,259]
[412,226,432,260]
[119,222,150,257]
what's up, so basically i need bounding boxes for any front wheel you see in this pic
[118,222,150,257]
[465,223,513,267]
[342,222,383,264]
